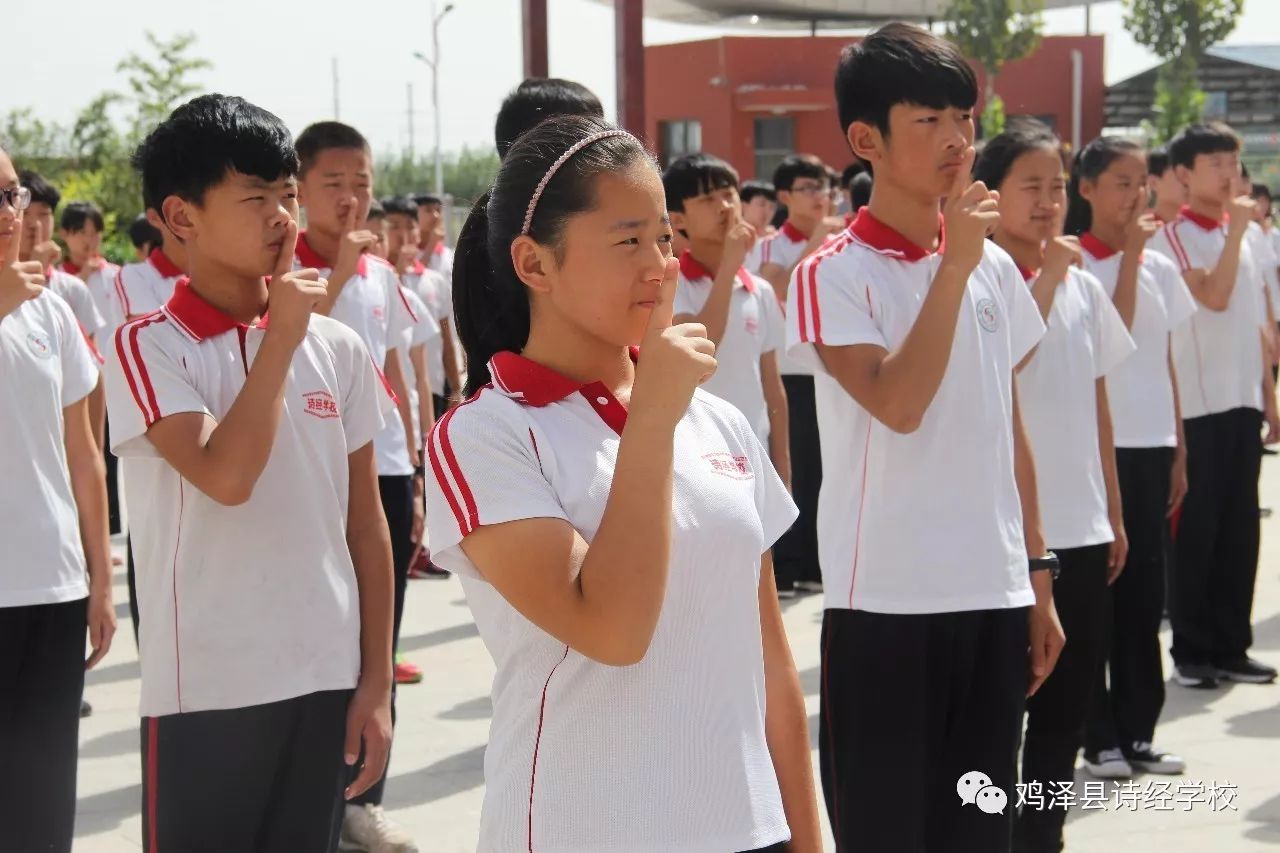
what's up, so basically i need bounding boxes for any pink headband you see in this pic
[521,129,632,236]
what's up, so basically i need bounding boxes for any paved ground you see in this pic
[75,461,1280,851]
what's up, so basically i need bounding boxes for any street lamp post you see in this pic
[414,0,454,197]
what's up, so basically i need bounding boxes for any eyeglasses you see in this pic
[0,186,32,211]
[788,183,827,197]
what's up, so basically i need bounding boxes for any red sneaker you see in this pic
[394,656,423,685]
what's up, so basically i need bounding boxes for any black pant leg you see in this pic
[143,698,296,853]
[1109,447,1173,746]
[1212,408,1262,663]
[1017,544,1110,853]
[774,374,822,588]
[104,417,121,535]
[127,534,140,645]
[931,607,1028,853]
[0,599,86,853]
[259,690,353,853]
[1171,413,1229,667]
[379,475,414,653]
[819,609,933,853]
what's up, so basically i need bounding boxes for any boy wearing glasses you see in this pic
[0,152,116,853]
[758,154,845,598]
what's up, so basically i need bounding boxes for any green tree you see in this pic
[1123,0,1242,143]
[117,31,212,141]
[944,0,1045,136]
[374,146,500,208]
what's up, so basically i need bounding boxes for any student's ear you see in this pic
[1174,164,1192,188]
[847,121,883,168]
[160,196,197,244]
[510,234,554,295]
[1078,178,1096,205]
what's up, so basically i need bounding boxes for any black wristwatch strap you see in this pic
[1029,551,1061,580]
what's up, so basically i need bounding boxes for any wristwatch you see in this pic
[1029,551,1060,580]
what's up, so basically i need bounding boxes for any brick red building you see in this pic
[645,34,1105,179]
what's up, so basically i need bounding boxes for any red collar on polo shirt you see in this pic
[1079,231,1142,264]
[164,278,266,342]
[297,231,368,277]
[1015,263,1037,282]
[61,260,81,275]
[433,241,445,256]
[1179,205,1225,231]
[411,258,426,275]
[849,208,945,262]
[678,250,756,293]
[780,220,809,243]
[487,349,639,434]
[149,248,184,279]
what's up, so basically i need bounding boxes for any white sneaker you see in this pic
[795,580,824,593]
[1083,748,1134,779]
[340,804,419,853]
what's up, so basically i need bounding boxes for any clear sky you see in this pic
[7,0,1280,157]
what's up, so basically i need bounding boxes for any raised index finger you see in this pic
[274,218,299,279]
[647,257,679,332]
[4,207,21,264]
[948,146,976,202]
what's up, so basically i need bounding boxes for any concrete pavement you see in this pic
[73,461,1280,851]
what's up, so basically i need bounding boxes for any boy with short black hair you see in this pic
[127,213,163,260]
[1148,123,1280,688]
[1147,147,1185,226]
[411,192,453,281]
[365,199,388,259]
[493,76,604,159]
[115,204,188,322]
[789,23,1064,851]
[385,195,461,415]
[664,153,790,484]
[18,172,106,341]
[60,201,123,342]
[760,153,843,598]
[295,119,421,852]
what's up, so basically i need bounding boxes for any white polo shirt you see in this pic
[1015,264,1135,550]
[786,208,1044,614]
[1148,208,1268,418]
[1245,222,1280,315]
[297,234,417,476]
[762,221,818,377]
[1,289,100,608]
[426,352,796,853]
[116,248,185,321]
[47,267,106,341]
[402,261,453,395]
[61,258,124,342]
[104,280,393,716]
[675,251,784,444]
[1080,234,1198,448]
[397,286,441,438]
[419,241,454,280]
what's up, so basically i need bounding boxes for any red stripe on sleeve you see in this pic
[129,319,164,424]
[115,316,165,426]
[438,405,481,533]
[428,416,469,536]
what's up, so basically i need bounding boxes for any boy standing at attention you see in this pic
[787,24,1064,852]
[104,94,395,853]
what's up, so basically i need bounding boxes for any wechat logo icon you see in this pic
[957,770,1008,815]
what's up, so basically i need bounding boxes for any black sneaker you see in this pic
[1125,742,1186,774]
[1215,657,1277,684]
[1174,663,1220,688]
[80,699,92,718]
[777,582,797,600]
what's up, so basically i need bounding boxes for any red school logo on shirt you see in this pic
[703,452,753,480]
[26,330,52,359]
[302,390,340,419]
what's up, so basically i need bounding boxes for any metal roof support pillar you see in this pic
[616,0,646,135]
[524,0,549,78]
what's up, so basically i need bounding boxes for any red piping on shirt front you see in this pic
[116,314,166,425]
[847,417,874,610]
[528,644,570,852]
